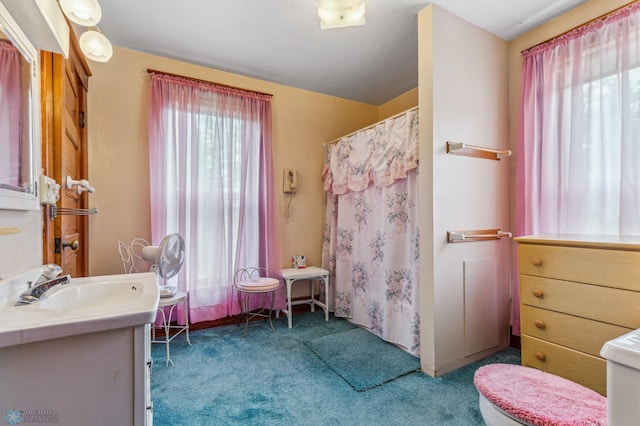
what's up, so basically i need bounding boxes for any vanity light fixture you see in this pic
[78,27,112,62]
[59,0,101,27]
[58,0,113,62]
[316,0,366,30]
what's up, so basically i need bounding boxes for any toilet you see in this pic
[474,328,640,426]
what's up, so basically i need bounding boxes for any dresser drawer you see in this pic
[519,243,640,291]
[520,275,640,328]
[521,335,606,395]
[521,305,630,357]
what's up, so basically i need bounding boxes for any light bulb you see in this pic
[79,30,113,62]
[316,0,366,29]
[59,0,102,27]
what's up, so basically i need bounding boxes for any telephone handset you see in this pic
[283,169,297,193]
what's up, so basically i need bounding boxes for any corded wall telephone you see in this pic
[283,169,297,193]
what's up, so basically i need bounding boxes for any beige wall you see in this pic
[378,88,418,120]
[86,46,380,279]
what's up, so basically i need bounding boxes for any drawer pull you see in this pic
[532,289,544,298]
[531,256,543,266]
[534,320,545,329]
[535,351,546,361]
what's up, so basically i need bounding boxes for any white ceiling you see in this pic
[98,0,589,105]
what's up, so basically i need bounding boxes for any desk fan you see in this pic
[141,233,185,297]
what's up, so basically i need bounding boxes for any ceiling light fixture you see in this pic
[79,27,112,62]
[59,0,102,27]
[316,0,366,30]
[58,0,113,62]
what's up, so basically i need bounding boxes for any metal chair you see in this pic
[116,238,191,365]
[234,267,280,337]
[117,240,135,274]
[129,237,151,272]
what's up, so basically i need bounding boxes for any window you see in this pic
[148,72,280,323]
[518,4,640,236]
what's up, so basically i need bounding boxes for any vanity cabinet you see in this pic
[0,324,152,425]
[516,235,640,395]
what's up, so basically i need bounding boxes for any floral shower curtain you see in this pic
[322,108,420,356]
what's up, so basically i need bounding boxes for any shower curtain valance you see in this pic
[323,108,418,195]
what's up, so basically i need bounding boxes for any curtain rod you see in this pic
[146,68,273,97]
[521,0,639,53]
[324,105,418,147]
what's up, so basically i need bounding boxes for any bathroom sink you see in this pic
[0,271,160,348]
[39,280,144,310]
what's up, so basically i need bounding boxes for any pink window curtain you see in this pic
[0,42,22,190]
[515,2,640,334]
[148,72,282,324]
[322,109,420,356]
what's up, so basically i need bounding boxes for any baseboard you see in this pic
[509,327,521,350]
[161,295,317,335]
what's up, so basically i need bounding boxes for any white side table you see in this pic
[280,266,329,328]
[151,291,191,366]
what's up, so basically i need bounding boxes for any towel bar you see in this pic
[50,206,99,219]
[447,229,512,243]
[446,141,511,160]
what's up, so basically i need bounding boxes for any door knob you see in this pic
[63,240,79,250]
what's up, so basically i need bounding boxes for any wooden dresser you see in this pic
[516,234,640,395]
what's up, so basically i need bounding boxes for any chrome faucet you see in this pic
[15,264,70,306]
[28,264,63,289]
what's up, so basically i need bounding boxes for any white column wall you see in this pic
[419,4,511,376]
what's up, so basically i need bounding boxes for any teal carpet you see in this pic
[151,311,520,426]
[305,327,420,391]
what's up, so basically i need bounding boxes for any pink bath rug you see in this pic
[474,363,607,426]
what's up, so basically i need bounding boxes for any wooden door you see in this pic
[41,36,91,277]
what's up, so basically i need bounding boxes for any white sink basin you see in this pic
[0,271,160,348]
[39,280,145,310]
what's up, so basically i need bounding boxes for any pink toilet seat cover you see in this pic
[474,364,607,426]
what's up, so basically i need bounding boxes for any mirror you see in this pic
[0,2,40,210]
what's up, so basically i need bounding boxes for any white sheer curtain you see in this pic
[322,108,420,356]
[514,3,640,334]
[148,72,282,324]
[518,3,640,236]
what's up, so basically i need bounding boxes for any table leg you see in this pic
[323,275,329,321]
[243,292,250,338]
[184,295,191,345]
[287,278,293,329]
[310,279,316,312]
[268,290,276,332]
[158,308,173,366]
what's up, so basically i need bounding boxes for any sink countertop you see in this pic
[0,271,160,348]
